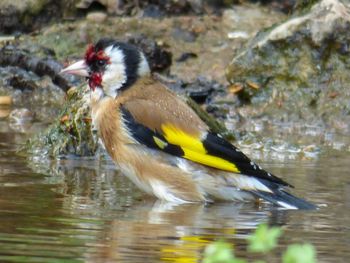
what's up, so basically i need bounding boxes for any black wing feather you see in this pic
[121,107,184,157]
[252,189,317,210]
[203,133,291,187]
[122,106,291,188]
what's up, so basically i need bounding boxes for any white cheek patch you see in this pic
[102,46,127,98]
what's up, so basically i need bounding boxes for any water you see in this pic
[0,117,349,263]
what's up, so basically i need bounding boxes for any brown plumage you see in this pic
[120,76,208,135]
[91,77,207,202]
[60,38,317,209]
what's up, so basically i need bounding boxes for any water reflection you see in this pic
[26,159,292,263]
[2,152,286,262]
[87,202,272,263]
[1,118,350,262]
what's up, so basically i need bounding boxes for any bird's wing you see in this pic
[120,90,290,187]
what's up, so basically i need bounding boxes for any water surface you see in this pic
[0,117,349,263]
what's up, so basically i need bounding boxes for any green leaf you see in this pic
[282,243,316,263]
[247,224,282,253]
[202,241,246,263]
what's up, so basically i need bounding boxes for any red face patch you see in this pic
[84,44,111,90]
[88,72,102,91]
[84,44,110,65]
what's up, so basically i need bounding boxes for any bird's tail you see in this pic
[252,189,317,210]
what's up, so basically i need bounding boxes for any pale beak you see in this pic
[60,60,89,77]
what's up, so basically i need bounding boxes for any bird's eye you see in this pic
[97,60,106,67]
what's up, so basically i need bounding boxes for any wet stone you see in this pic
[9,108,34,123]
[8,75,38,91]
[172,27,197,42]
[176,52,198,62]
[142,4,166,18]
[86,11,107,23]
[0,45,75,92]
[0,96,12,106]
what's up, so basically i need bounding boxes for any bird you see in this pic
[60,38,316,209]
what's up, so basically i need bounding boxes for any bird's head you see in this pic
[61,38,150,98]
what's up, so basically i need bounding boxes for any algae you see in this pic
[27,84,97,157]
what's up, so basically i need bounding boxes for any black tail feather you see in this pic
[252,190,317,210]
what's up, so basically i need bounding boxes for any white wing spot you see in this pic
[249,161,257,170]
[277,201,298,210]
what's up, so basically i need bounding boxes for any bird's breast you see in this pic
[91,96,132,160]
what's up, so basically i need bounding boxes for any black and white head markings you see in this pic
[84,38,150,97]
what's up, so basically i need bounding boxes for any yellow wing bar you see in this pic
[161,124,240,173]
[161,124,205,152]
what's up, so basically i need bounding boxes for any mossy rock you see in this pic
[226,0,350,132]
[27,84,98,157]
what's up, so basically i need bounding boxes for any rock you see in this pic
[9,108,34,123]
[0,108,11,118]
[76,0,207,15]
[126,35,173,73]
[255,0,296,14]
[0,45,74,92]
[176,52,198,62]
[226,0,350,133]
[142,4,166,18]
[149,0,199,14]
[172,27,197,42]
[0,4,21,34]
[0,43,67,123]
[227,31,250,40]
[294,0,321,12]
[76,0,125,15]
[0,96,12,106]
[8,75,38,91]
[86,11,107,23]
[0,0,62,33]
[26,83,98,157]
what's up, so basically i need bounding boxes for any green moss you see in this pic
[28,0,48,15]
[186,98,234,139]
[26,84,97,157]
[35,27,86,60]
[294,0,321,13]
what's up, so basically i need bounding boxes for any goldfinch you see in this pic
[61,38,316,209]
